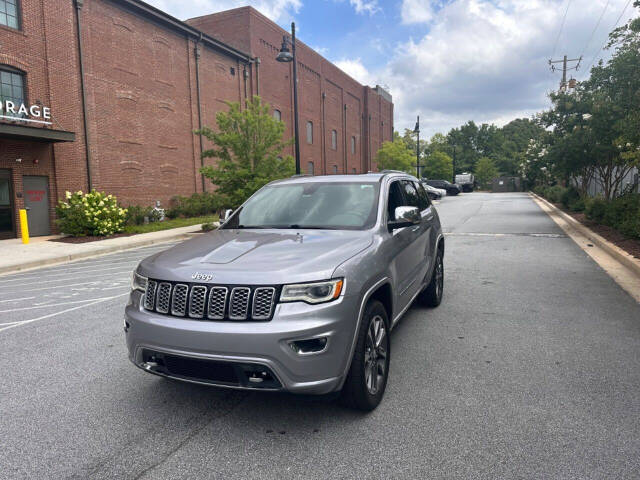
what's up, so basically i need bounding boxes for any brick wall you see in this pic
[0,0,393,238]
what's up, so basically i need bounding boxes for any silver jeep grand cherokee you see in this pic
[125,172,444,410]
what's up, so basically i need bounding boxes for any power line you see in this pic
[552,0,573,59]
[579,0,611,59]
[583,0,633,77]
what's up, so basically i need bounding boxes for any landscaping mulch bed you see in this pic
[552,203,640,260]
[49,232,136,244]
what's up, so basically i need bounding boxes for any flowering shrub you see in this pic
[56,190,127,237]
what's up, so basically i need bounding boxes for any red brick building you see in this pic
[0,0,393,239]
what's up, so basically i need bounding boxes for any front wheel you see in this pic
[341,300,390,411]
[419,247,444,307]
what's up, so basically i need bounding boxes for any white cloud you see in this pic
[380,0,637,135]
[145,0,302,22]
[334,58,376,85]
[401,0,436,24]
[350,0,380,15]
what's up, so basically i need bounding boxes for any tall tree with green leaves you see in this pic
[475,157,499,189]
[197,96,294,207]
[422,151,453,180]
[375,138,415,174]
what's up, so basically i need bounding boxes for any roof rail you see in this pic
[290,174,312,177]
[380,170,407,174]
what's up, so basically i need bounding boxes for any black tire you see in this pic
[419,247,444,307]
[341,300,390,411]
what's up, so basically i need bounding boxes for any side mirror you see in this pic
[388,206,420,231]
[220,209,233,224]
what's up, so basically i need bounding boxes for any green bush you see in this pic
[165,192,224,219]
[201,222,216,232]
[568,197,585,212]
[585,197,608,223]
[56,190,127,237]
[124,205,162,226]
[560,186,580,209]
[545,185,567,204]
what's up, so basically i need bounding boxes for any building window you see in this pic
[331,130,337,150]
[351,136,356,154]
[352,168,357,174]
[273,109,281,121]
[307,162,314,175]
[332,165,338,174]
[0,0,20,29]
[306,121,313,144]
[0,66,25,119]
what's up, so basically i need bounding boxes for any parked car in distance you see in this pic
[422,181,446,200]
[424,179,461,196]
[126,172,445,411]
[455,173,475,192]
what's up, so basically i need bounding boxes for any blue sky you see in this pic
[147,0,638,137]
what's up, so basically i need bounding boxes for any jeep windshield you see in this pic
[223,181,380,230]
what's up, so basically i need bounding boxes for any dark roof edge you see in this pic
[0,123,76,143]
[110,0,254,62]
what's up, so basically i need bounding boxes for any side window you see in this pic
[306,121,313,144]
[331,130,337,150]
[307,161,314,175]
[332,165,338,174]
[414,181,431,211]
[387,181,406,220]
[273,109,281,121]
[0,66,25,119]
[401,181,420,209]
[0,0,20,29]
[351,136,356,154]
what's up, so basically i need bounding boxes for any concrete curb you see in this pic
[530,192,640,278]
[0,229,203,277]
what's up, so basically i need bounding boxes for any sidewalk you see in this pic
[0,225,204,276]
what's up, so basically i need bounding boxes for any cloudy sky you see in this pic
[147,0,637,137]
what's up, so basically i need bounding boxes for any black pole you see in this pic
[452,145,456,184]
[291,23,301,175]
[416,116,420,178]
[74,0,92,191]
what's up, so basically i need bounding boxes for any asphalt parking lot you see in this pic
[1,192,639,479]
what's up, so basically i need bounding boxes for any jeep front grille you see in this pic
[142,280,279,321]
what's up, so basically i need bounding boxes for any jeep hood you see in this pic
[138,229,373,284]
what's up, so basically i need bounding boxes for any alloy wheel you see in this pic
[364,315,387,395]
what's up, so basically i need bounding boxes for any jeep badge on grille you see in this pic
[191,272,213,281]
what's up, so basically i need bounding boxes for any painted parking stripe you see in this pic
[0,293,130,333]
[0,297,121,313]
[0,268,134,287]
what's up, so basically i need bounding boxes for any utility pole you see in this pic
[548,55,582,91]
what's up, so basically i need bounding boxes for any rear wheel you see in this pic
[341,300,390,411]
[419,247,444,307]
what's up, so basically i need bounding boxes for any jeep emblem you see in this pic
[191,272,213,281]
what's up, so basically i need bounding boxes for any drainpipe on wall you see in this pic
[321,92,326,174]
[74,0,92,191]
[343,104,347,173]
[194,34,205,192]
[243,65,249,104]
[255,58,260,96]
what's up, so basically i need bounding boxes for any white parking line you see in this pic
[0,297,113,313]
[0,293,130,333]
[0,296,36,303]
[0,268,134,287]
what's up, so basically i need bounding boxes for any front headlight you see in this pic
[132,270,148,292]
[280,278,344,304]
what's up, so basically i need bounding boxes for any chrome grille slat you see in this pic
[229,287,251,320]
[188,286,207,318]
[207,287,228,320]
[171,284,188,316]
[252,287,276,320]
[143,280,276,321]
[156,282,172,314]
[144,280,157,310]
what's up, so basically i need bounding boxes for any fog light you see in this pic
[289,337,328,354]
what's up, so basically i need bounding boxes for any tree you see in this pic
[197,96,294,207]
[475,157,499,189]
[375,138,415,174]
[422,151,453,180]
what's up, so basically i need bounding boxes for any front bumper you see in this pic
[124,291,360,395]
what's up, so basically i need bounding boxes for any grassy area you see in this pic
[123,215,218,234]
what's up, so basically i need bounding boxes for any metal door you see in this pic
[0,169,15,239]
[22,176,51,236]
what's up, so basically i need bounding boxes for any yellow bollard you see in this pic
[19,209,29,244]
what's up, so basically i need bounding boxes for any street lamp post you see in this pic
[451,145,457,184]
[276,22,301,175]
[413,116,421,178]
